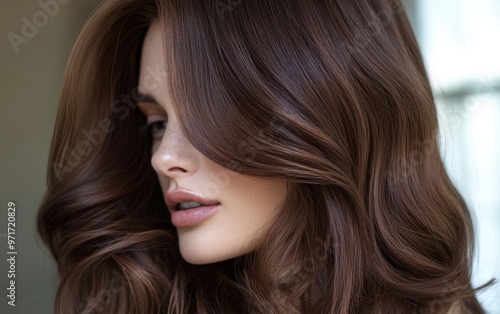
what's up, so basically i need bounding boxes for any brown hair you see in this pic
[38,0,490,313]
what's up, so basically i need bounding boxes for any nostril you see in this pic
[168,167,187,173]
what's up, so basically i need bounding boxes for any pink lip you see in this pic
[164,189,220,228]
[170,204,220,227]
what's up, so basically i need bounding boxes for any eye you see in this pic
[149,121,167,138]
[145,114,168,140]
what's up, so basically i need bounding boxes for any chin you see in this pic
[179,247,233,265]
[178,238,248,265]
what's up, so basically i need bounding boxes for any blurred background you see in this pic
[0,0,499,313]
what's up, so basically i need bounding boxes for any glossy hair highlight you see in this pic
[38,0,489,313]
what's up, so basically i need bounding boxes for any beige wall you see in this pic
[0,1,103,313]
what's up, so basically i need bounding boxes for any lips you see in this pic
[164,189,219,212]
[176,201,203,210]
[164,189,220,227]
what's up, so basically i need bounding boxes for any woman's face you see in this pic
[137,21,288,265]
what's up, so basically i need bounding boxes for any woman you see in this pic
[37,0,490,312]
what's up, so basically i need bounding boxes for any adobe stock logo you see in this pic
[7,0,71,54]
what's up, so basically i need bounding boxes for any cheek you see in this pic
[236,179,288,213]
[226,178,288,233]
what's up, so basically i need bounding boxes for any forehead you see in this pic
[138,20,167,94]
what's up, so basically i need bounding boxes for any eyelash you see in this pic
[140,115,168,139]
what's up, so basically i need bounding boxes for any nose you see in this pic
[151,122,199,181]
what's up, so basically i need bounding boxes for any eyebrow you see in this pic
[136,91,160,105]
